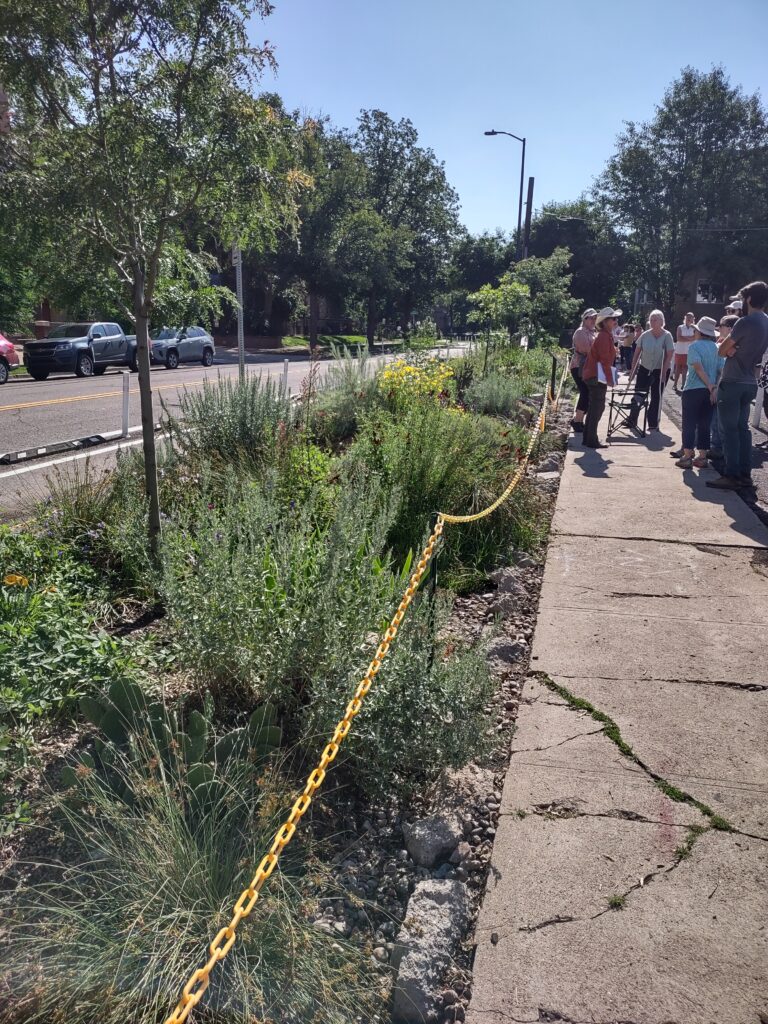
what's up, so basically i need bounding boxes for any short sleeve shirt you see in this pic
[684,339,725,391]
[721,311,768,384]
[637,329,674,372]
[675,324,695,355]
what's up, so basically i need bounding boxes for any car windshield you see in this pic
[47,324,92,339]
[150,328,179,340]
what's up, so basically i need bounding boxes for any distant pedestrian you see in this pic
[708,281,768,490]
[581,306,621,449]
[724,295,743,317]
[673,318,723,469]
[627,310,674,432]
[619,323,635,372]
[673,312,696,390]
[569,308,597,433]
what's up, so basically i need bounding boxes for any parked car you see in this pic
[0,332,20,385]
[23,322,137,380]
[149,326,215,369]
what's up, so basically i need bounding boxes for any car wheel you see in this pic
[93,365,107,376]
[201,348,214,367]
[76,353,94,377]
[29,368,50,381]
[165,349,179,370]
[0,359,8,385]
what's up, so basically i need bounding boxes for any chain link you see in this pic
[164,361,568,1024]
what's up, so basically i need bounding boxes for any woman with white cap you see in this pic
[569,308,597,433]
[673,316,725,469]
[581,306,621,448]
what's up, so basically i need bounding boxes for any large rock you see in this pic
[392,880,471,1023]
[404,813,462,867]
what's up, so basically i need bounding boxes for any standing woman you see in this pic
[619,324,635,373]
[569,308,597,433]
[673,317,724,469]
[673,312,696,390]
[581,306,621,449]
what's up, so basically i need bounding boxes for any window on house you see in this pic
[696,280,723,304]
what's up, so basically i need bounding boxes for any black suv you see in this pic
[24,322,138,380]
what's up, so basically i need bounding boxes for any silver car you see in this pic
[149,326,215,369]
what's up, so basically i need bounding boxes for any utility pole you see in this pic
[232,244,245,380]
[522,176,535,259]
[484,129,526,260]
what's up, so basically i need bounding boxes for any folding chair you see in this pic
[607,377,648,442]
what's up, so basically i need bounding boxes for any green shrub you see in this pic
[311,347,379,445]
[464,371,523,418]
[164,372,295,467]
[1,755,382,1024]
[159,470,400,711]
[345,405,542,572]
[303,597,495,798]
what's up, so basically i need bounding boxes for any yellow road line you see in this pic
[0,377,210,414]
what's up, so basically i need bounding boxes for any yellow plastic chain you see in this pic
[164,360,568,1024]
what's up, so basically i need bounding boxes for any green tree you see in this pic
[352,110,460,346]
[443,229,514,333]
[0,0,301,554]
[468,277,530,336]
[596,67,768,316]
[527,199,629,313]
[509,247,582,343]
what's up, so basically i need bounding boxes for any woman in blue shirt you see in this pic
[674,317,725,469]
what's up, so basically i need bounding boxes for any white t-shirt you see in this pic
[675,323,694,355]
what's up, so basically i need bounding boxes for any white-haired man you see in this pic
[627,310,675,432]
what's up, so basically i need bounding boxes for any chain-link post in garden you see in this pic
[550,354,557,404]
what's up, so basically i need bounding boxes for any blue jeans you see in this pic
[681,388,713,451]
[710,404,722,450]
[717,380,757,479]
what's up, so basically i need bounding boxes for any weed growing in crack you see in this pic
[608,894,626,910]
[675,824,707,860]
[532,672,736,833]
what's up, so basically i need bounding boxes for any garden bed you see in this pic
[0,341,568,1024]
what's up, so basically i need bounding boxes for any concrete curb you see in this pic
[0,424,157,466]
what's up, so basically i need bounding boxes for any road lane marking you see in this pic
[0,376,214,413]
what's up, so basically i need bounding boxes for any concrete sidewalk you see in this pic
[468,410,768,1024]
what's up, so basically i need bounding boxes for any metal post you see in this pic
[550,355,557,403]
[751,388,763,428]
[522,176,535,260]
[283,358,289,394]
[516,137,526,261]
[233,245,245,380]
[121,370,130,438]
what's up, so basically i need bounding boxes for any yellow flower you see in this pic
[3,573,29,588]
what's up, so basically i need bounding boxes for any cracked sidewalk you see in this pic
[468,411,768,1024]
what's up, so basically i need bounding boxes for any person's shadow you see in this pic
[573,448,612,478]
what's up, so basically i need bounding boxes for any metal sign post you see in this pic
[232,245,245,380]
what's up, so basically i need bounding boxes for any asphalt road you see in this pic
[0,353,318,454]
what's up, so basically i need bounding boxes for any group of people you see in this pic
[568,280,768,490]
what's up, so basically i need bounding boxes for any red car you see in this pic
[0,332,20,385]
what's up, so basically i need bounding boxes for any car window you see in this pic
[108,324,121,336]
[192,327,204,338]
[90,326,106,338]
[150,328,178,340]
[48,324,93,339]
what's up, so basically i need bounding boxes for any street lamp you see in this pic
[484,129,526,260]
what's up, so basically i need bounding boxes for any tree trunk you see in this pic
[134,268,162,563]
[366,290,376,353]
[308,290,320,350]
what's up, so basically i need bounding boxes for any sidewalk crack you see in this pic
[511,726,604,754]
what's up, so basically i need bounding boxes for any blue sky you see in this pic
[252,0,767,235]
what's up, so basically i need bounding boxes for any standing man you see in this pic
[707,281,768,491]
[569,308,597,433]
[627,310,675,432]
[673,312,695,390]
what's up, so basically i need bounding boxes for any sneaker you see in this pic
[670,448,684,458]
[706,476,741,490]
[675,456,693,469]
[692,456,708,468]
